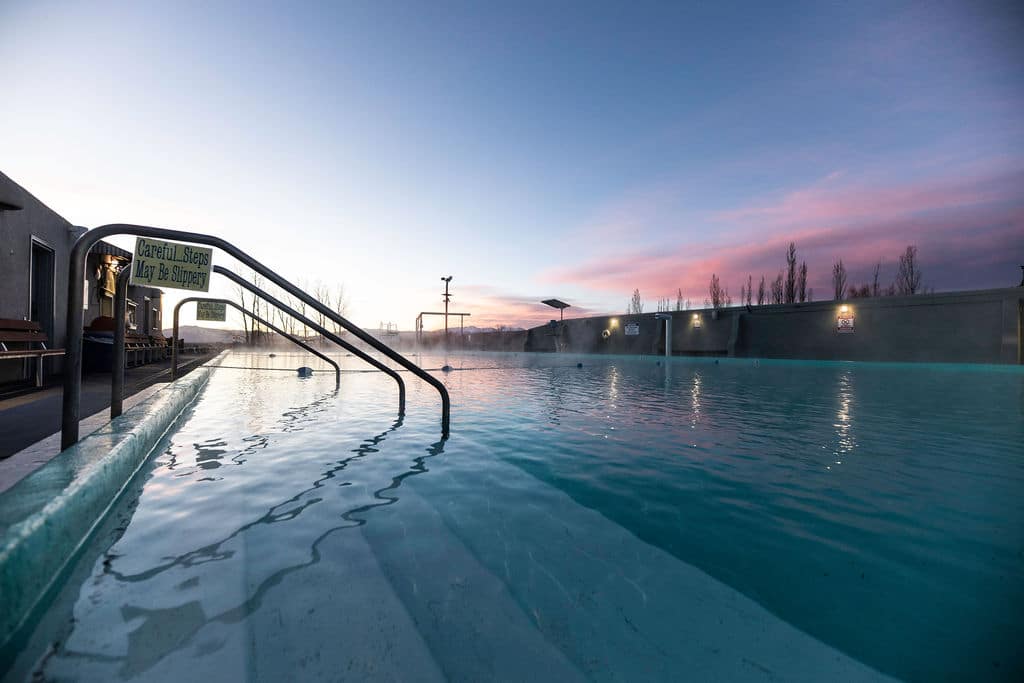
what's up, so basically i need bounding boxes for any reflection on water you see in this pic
[35,368,450,679]
[832,370,856,467]
[21,352,1024,682]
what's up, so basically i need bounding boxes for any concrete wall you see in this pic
[519,288,1023,364]
[0,172,81,382]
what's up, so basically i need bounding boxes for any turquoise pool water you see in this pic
[7,351,1023,681]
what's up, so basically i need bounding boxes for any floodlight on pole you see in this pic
[541,298,571,321]
[441,276,453,343]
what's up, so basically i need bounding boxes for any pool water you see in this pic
[8,352,1024,681]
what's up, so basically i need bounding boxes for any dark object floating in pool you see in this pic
[297,367,314,377]
[656,361,661,366]
[441,365,453,372]
[269,353,276,357]
[577,362,583,368]
[714,360,719,365]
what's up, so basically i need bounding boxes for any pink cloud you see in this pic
[544,167,1024,301]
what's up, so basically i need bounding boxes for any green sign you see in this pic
[196,301,227,322]
[130,237,212,292]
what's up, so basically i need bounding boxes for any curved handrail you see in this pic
[211,267,405,412]
[62,224,450,449]
[171,297,342,381]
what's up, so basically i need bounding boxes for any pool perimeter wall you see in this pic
[0,358,219,658]
[468,286,1022,364]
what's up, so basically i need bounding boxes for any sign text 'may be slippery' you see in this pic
[130,238,212,292]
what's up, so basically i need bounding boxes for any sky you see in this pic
[2,0,1022,330]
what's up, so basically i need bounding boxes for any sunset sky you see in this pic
[2,1,1021,330]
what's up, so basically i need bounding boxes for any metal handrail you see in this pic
[171,297,342,381]
[62,224,450,449]
[209,267,407,410]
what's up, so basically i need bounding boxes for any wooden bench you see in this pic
[124,334,170,366]
[0,319,66,387]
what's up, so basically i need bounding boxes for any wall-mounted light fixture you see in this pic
[692,313,702,329]
[610,318,619,328]
[837,304,854,333]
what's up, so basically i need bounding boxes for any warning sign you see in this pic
[196,301,227,322]
[837,315,855,333]
[624,323,640,336]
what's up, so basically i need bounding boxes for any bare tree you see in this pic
[724,288,732,307]
[314,281,330,344]
[757,275,766,306]
[709,274,724,308]
[656,297,671,312]
[771,272,784,304]
[896,245,922,295]
[330,284,348,336]
[872,261,881,297]
[675,288,684,311]
[832,260,848,300]
[746,275,753,306]
[807,287,814,302]
[629,288,643,315]
[234,279,252,344]
[797,262,807,302]
[295,278,310,341]
[784,242,797,303]
[250,271,265,345]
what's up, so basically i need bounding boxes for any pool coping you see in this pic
[0,352,227,652]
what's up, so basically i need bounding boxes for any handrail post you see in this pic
[171,300,182,380]
[63,225,448,450]
[171,297,342,383]
[111,266,131,418]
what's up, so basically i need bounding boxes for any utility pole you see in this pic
[441,276,453,344]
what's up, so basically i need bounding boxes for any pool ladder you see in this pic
[62,224,450,450]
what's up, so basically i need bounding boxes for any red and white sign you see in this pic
[836,315,855,333]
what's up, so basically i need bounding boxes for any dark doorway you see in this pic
[30,239,55,340]
[30,239,56,381]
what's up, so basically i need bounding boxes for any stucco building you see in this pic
[0,171,163,386]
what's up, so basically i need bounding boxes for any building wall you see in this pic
[520,288,1023,365]
[0,171,168,385]
[0,172,81,382]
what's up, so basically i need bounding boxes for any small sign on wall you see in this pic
[624,322,640,336]
[836,314,855,333]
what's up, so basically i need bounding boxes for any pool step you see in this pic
[397,443,896,681]
[359,482,589,682]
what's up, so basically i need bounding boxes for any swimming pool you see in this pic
[4,351,1023,681]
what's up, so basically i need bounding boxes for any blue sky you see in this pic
[2,0,1021,328]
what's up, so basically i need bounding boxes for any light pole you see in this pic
[441,276,453,344]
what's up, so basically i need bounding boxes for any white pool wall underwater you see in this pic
[0,354,224,651]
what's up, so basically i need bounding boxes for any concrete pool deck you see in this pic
[0,351,214,466]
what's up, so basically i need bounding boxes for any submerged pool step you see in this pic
[358,483,589,682]
[394,442,896,681]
